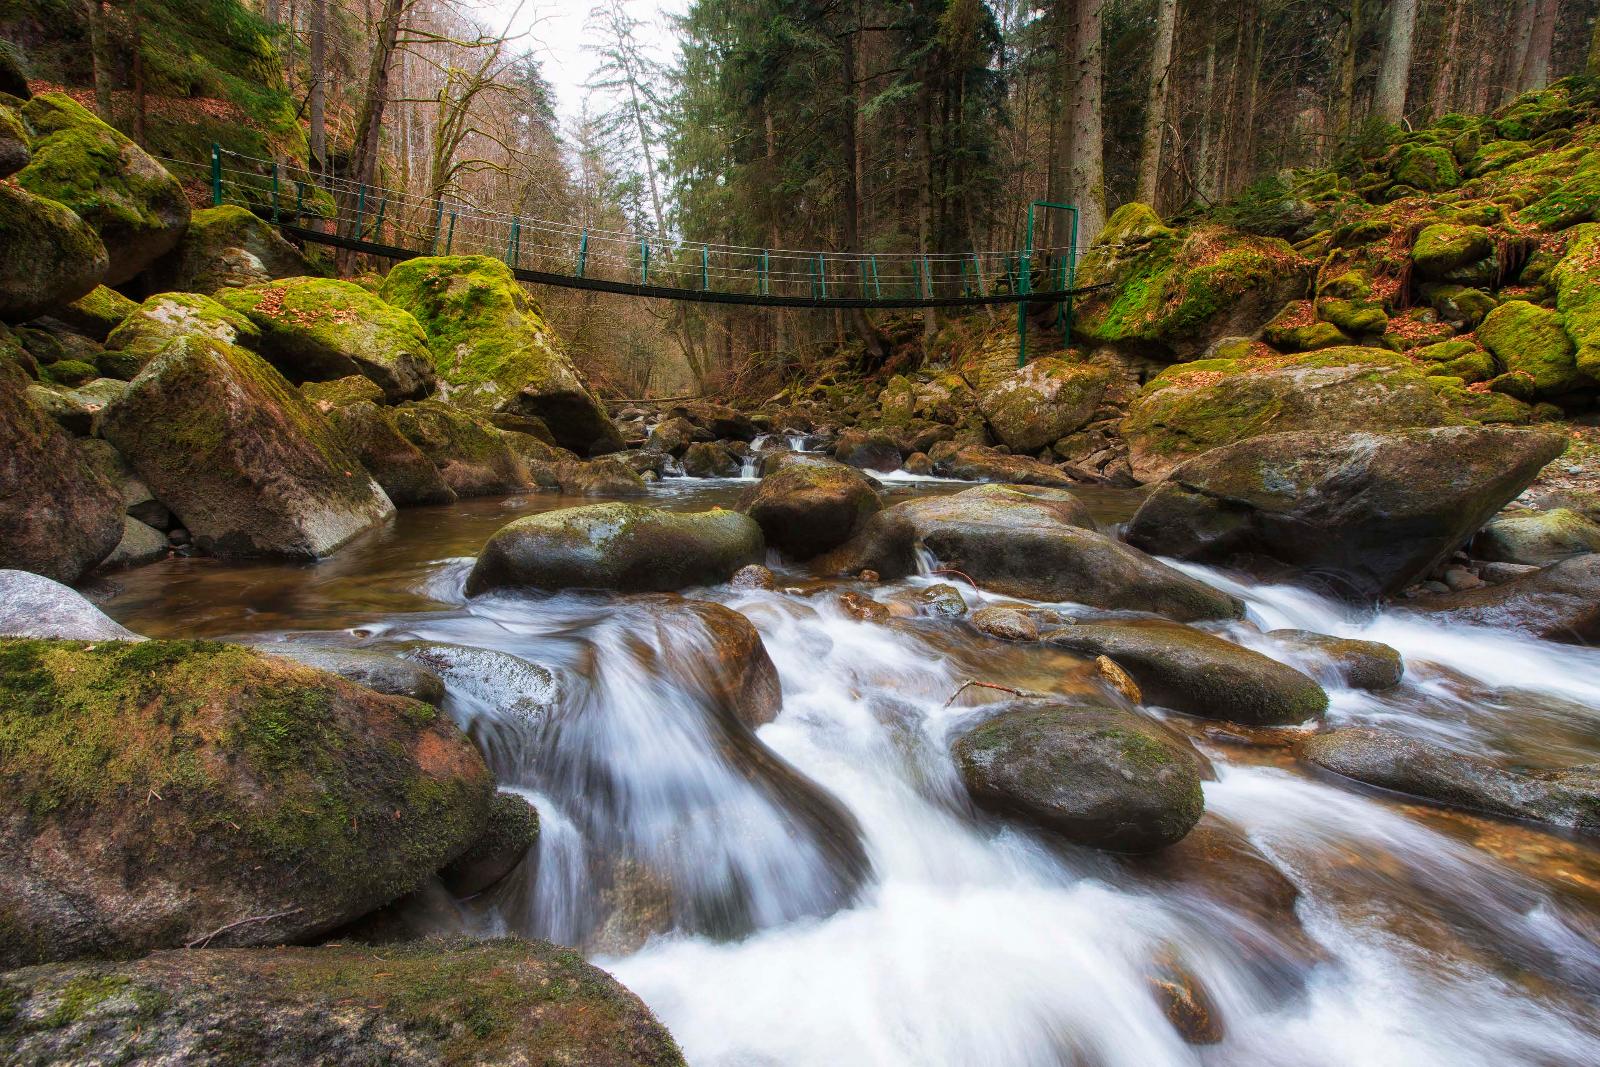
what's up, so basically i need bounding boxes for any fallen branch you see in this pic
[944,678,1031,707]
[932,566,978,587]
[186,908,304,949]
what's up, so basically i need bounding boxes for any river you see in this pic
[93,473,1600,1067]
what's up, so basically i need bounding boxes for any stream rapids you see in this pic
[96,473,1600,1067]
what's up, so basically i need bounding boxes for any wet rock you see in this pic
[150,204,312,294]
[0,569,140,640]
[467,503,763,596]
[952,701,1206,852]
[904,451,933,475]
[321,400,458,507]
[0,938,685,1066]
[681,401,758,441]
[1299,727,1600,835]
[1403,553,1600,643]
[1094,655,1143,703]
[100,335,396,559]
[390,399,529,499]
[14,93,189,284]
[833,428,903,472]
[934,443,1077,488]
[739,460,882,559]
[0,358,123,582]
[0,639,494,967]
[0,97,27,177]
[837,590,891,623]
[968,606,1040,642]
[559,455,650,496]
[217,277,437,402]
[1047,619,1328,726]
[817,485,1243,622]
[254,644,448,706]
[912,583,967,618]
[379,256,621,454]
[977,357,1114,452]
[729,563,777,590]
[0,182,108,322]
[1124,427,1566,600]
[440,791,539,896]
[1266,630,1403,691]
[97,514,169,570]
[665,598,783,729]
[1147,950,1225,1045]
[680,440,740,477]
[645,416,700,456]
[1473,507,1600,566]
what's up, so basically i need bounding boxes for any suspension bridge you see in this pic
[169,147,1097,361]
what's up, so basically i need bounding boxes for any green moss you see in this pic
[105,292,261,372]
[1477,299,1583,395]
[1552,223,1600,379]
[1411,223,1495,278]
[1392,143,1460,191]
[41,359,96,387]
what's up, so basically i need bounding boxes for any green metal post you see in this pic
[430,199,444,255]
[702,244,710,291]
[818,254,828,300]
[869,256,881,300]
[507,218,521,265]
[271,164,280,224]
[210,143,222,206]
[445,212,457,255]
[295,182,303,223]
[1018,204,1034,367]
[372,198,387,242]
[970,252,987,297]
[641,239,650,285]
[577,230,589,277]
[760,251,770,296]
[922,256,933,299]
[912,258,922,299]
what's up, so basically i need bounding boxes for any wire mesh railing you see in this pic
[172,146,1088,316]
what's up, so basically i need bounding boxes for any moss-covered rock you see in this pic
[440,792,540,897]
[932,443,1078,487]
[103,291,261,374]
[681,439,741,477]
[151,204,313,294]
[52,284,136,342]
[379,256,620,454]
[389,399,529,499]
[1420,283,1497,326]
[0,356,122,583]
[738,460,881,559]
[0,938,685,1066]
[217,277,436,402]
[466,503,764,596]
[15,92,189,284]
[0,98,28,177]
[1073,208,1311,358]
[953,701,1205,852]
[1315,270,1388,335]
[39,357,94,386]
[1046,619,1328,726]
[1125,426,1565,600]
[1263,302,1350,351]
[1472,507,1600,566]
[0,39,28,99]
[1552,223,1600,380]
[1414,339,1496,382]
[1120,347,1460,482]
[0,639,494,967]
[1476,299,1584,396]
[1516,151,1600,231]
[1391,143,1459,192]
[0,182,108,322]
[1411,224,1495,280]
[99,334,395,558]
[1266,630,1404,691]
[319,399,457,507]
[977,356,1114,451]
[1405,552,1600,644]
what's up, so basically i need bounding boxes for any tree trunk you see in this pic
[1374,0,1418,123]
[1517,0,1558,92]
[1590,4,1600,77]
[1504,0,1536,103]
[130,0,146,144]
[1334,0,1363,138]
[85,0,115,121]
[1430,0,1464,117]
[1135,0,1179,207]
[1195,32,1217,202]
[1068,0,1105,245]
[340,0,406,271]
[308,0,328,172]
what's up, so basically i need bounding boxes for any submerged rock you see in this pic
[254,644,448,706]
[816,484,1242,621]
[0,182,108,322]
[0,639,493,968]
[0,569,139,640]
[952,701,1205,852]
[1124,426,1565,600]
[739,460,882,559]
[1047,619,1328,726]
[466,503,764,596]
[100,335,395,559]
[0,938,685,1066]
[1299,727,1600,836]
[1403,553,1600,644]
[1266,630,1404,691]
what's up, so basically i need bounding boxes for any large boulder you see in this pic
[738,460,881,559]
[1299,727,1599,836]
[1073,205,1313,359]
[439,791,540,896]
[104,291,260,374]
[316,398,458,507]
[1120,347,1461,482]
[1403,553,1600,644]
[1473,507,1600,566]
[832,428,902,472]
[14,93,189,284]
[0,639,494,967]
[378,256,621,454]
[389,399,529,499]
[1476,300,1586,397]
[217,277,437,402]
[151,204,314,293]
[933,443,1078,488]
[952,701,1205,852]
[1046,619,1329,726]
[0,99,27,178]
[815,484,1243,621]
[0,570,139,640]
[977,357,1114,452]
[99,334,395,559]
[1410,223,1495,280]
[0,182,108,322]
[0,357,123,583]
[1551,223,1600,380]
[467,504,764,596]
[53,284,137,342]
[1124,427,1565,600]
[0,938,685,1066]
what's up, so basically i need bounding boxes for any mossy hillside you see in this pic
[0,638,493,962]
[14,92,189,282]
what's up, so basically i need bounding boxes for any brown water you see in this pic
[90,473,1600,1067]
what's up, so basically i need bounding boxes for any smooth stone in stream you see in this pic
[0,569,141,641]
[440,790,540,897]
[1402,552,1600,644]
[738,460,882,559]
[1298,726,1600,835]
[1473,507,1600,566]
[466,503,764,596]
[952,701,1206,853]
[253,644,448,706]
[0,639,493,968]
[814,484,1243,621]
[933,443,1078,488]
[0,938,685,1066]
[1046,619,1328,726]
[1266,629,1404,691]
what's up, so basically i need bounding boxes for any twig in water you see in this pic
[186,908,304,949]
[932,566,978,587]
[944,678,1030,707]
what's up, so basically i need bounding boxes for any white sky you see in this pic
[483,0,688,126]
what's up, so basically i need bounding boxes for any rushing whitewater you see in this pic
[102,482,1600,1066]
